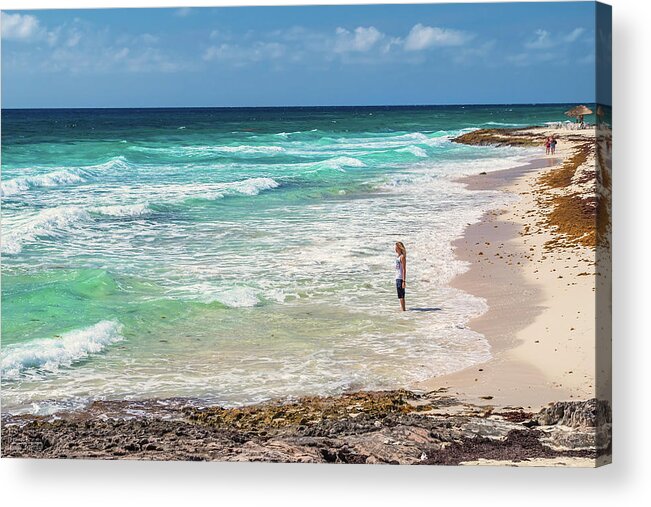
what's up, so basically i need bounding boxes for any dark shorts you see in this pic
[396,279,405,299]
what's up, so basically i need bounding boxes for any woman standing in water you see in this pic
[395,242,407,311]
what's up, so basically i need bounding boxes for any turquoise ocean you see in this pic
[1,105,571,415]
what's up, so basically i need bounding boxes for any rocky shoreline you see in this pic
[1,390,611,465]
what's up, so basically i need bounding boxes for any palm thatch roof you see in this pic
[565,105,593,118]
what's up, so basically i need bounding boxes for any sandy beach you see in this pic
[416,125,611,413]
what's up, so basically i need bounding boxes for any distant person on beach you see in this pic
[545,136,552,155]
[550,136,558,155]
[395,242,407,311]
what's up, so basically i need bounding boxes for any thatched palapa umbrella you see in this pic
[565,105,593,126]
[565,105,593,118]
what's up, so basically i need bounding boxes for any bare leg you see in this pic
[399,298,406,311]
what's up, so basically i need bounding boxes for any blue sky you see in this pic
[1,2,600,108]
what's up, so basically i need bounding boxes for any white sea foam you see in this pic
[312,156,366,171]
[222,177,280,196]
[1,320,124,381]
[1,206,91,254]
[217,145,285,154]
[199,287,260,308]
[214,289,260,308]
[392,132,429,142]
[148,145,287,157]
[422,136,452,147]
[378,152,531,191]
[156,177,281,202]
[88,156,130,171]
[274,129,319,137]
[91,203,151,217]
[396,145,428,157]
[1,156,130,197]
[1,201,155,254]
[482,121,527,127]
[324,132,442,151]
[1,169,87,197]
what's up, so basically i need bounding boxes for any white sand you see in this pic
[413,127,606,410]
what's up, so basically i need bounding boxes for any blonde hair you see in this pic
[395,241,406,256]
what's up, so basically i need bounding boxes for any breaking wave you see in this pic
[1,156,130,197]
[1,320,124,381]
[1,206,91,255]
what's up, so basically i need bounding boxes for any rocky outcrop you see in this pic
[1,391,612,466]
[534,398,611,428]
[453,128,545,147]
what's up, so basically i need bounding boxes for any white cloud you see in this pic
[334,26,384,53]
[564,27,585,43]
[381,36,403,54]
[507,49,569,67]
[43,43,187,74]
[1,12,42,41]
[3,13,189,74]
[453,39,496,65]
[526,27,586,49]
[1,13,90,48]
[525,29,553,49]
[66,31,82,48]
[116,32,159,46]
[113,47,130,61]
[203,42,286,63]
[506,53,526,65]
[203,23,482,66]
[122,47,184,72]
[140,33,159,45]
[403,24,469,51]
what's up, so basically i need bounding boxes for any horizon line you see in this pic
[2,101,597,111]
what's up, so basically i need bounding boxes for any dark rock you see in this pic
[535,399,611,428]
[1,391,611,465]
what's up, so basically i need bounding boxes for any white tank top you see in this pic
[395,255,404,280]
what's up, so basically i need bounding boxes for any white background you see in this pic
[1,0,649,505]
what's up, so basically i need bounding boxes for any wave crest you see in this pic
[173,177,281,201]
[1,206,91,255]
[1,156,130,197]
[91,204,151,217]
[218,145,285,155]
[221,177,280,196]
[397,145,428,158]
[204,287,260,308]
[311,156,366,172]
[132,145,285,157]
[1,320,124,381]
[1,169,87,197]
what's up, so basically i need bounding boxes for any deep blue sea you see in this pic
[1,105,574,415]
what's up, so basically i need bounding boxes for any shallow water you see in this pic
[1,105,571,415]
